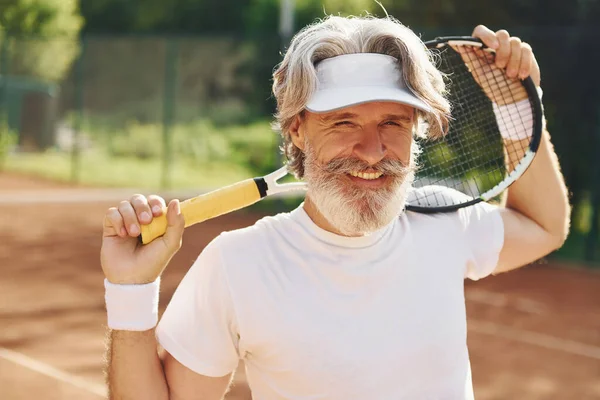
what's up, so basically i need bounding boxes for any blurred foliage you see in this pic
[78,0,600,34]
[80,0,251,34]
[81,117,277,176]
[0,121,17,169]
[4,148,254,189]
[80,0,378,35]
[4,118,276,188]
[0,0,83,81]
[0,0,82,35]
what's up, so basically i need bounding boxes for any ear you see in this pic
[289,113,306,151]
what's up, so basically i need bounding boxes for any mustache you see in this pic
[317,157,415,178]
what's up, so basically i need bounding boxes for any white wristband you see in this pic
[492,86,544,141]
[104,278,160,331]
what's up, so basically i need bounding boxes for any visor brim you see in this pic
[305,86,432,113]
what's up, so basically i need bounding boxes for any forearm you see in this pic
[504,130,570,243]
[106,328,169,400]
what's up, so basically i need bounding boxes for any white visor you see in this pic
[305,53,432,113]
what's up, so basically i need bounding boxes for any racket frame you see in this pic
[261,166,306,196]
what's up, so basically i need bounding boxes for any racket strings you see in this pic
[411,43,536,208]
[423,49,502,195]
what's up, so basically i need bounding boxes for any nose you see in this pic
[353,126,387,166]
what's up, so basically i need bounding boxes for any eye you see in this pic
[383,121,401,127]
[334,121,355,127]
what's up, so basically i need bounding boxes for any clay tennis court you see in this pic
[1,172,599,399]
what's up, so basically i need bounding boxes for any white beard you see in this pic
[303,144,416,236]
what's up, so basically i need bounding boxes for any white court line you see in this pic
[0,347,107,397]
[469,319,600,361]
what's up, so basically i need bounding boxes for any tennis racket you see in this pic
[140,36,543,244]
[406,36,543,212]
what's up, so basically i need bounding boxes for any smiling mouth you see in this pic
[348,171,383,180]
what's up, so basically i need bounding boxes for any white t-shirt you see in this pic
[156,198,504,400]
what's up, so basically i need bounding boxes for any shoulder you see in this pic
[402,185,498,247]
[404,186,467,226]
[403,185,503,257]
[407,185,474,209]
[406,185,500,228]
[204,210,299,267]
[196,211,302,304]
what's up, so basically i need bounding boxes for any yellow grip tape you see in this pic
[140,179,262,244]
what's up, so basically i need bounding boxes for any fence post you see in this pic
[277,2,294,171]
[161,38,178,190]
[71,37,86,183]
[272,0,296,209]
[0,35,8,132]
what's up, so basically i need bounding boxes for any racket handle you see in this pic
[140,178,263,244]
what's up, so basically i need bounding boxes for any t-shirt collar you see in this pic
[289,203,394,249]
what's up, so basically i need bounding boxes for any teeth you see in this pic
[349,171,383,180]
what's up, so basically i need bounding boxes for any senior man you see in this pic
[101,15,570,400]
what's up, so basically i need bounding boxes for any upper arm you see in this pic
[425,187,563,279]
[155,237,242,391]
[161,348,232,400]
[459,202,504,281]
[495,208,565,274]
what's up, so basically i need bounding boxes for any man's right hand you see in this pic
[101,195,185,284]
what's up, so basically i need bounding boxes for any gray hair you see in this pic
[272,15,451,178]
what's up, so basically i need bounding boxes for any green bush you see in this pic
[0,125,17,170]
[224,121,279,175]
[172,120,233,164]
[88,117,278,176]
[110,121,162,159]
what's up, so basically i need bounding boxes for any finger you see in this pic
[530,50,541,87]
[519,43,541,86]
[518,43,533,80]
[162,199,185,252]
[494,30,511,69]
[147,194,167,217]
[118,200,141,237]
[506,37,522,79]
[472,25,499,50]
[104,207,127,238]
[130,194,152,225]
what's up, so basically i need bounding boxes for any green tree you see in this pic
[0,0,83,82]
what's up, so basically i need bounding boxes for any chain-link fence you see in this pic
[0,30,598,263]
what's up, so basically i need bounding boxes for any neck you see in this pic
[303,195,365,238]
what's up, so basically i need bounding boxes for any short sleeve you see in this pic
[156,237,240,377]
[457,201,505,281]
